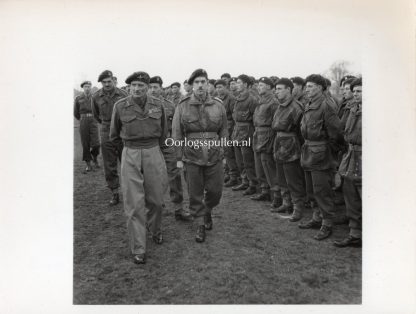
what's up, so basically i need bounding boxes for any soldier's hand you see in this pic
[177,161,184,169]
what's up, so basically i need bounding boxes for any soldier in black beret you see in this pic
[168,82,182,106]
[74,80,100,173]
[110,71,169,264]
[188,68,208,85]
[220,73,231,86]
[183,79,193,98]
[208,79,218,98]
[92,70,128,205]
[229,77,239,97]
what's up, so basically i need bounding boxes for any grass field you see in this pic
[73,124,361,304]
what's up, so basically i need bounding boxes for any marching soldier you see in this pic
[298,74,344,240]
[231,74,259,195]
[74,81,100,173]
[334,78,362,248]
[251,77,279,202]
[272,78,307,221]
[172,69,228,243]
[92,70,128,205]
[168,82,182,106]
[110,71,168,264]
[148,76,192,221]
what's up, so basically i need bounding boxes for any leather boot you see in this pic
[195,225,206,243]
[224,177,239,187]
[232,182,249,191]
[271,193,292,213]
[109,192,120,206]
[204,212,213,230]
[250,190,271,201]
[289,203,304,222]
[270,192,282,209]
[242,186,257,196]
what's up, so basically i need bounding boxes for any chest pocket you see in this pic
[120,109,163,139]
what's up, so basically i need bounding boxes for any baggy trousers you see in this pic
[254,151,279,192]
[121,145,168,255]
[277,160,307,206]
[79,116,100,162]
[343,177,362,238]
[304,170,335,227]
[162,146,183,210]
[185,161,224,224]
[100,123,122,190]
[234,145,257,187]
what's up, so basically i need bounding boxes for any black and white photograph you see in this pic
[1,0,415,313]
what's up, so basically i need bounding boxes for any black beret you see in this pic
[171,82,181,88]
[258,77,273,88]
[149,76,163,86]
[290,76,305,87]
[340,75,356,86]
[349,77,362,91]
[221,73,231,79]
[270,76,280,85]
[125,71,150,85]
[189,68,208,85]
[237,74,251,85]
[80,80,91,88]
[343,78,356,87]
[98,70,113,82]
[214,79,227,87]
[208,79,216,85]
[230,77,237,83]
[305,74,327,89]
[276,78,294,90]
[113,76,117,80]
[183,80,188,84]
[325,78,332,88]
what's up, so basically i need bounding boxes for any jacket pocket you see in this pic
[301,144,328,168]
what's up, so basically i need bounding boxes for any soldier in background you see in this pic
[220,73,232,87]
[338,77,357,130]
[113,76,118,87]
[148,76,192,221]
[334,78,362,248]
[168,82,182,106]
[92,70,128,206]
[208,79,218,98]
[74,81,100,173]
[183,80,193,98]
[324,78,340,112]
[172,69,227,243]
[229,77,239,97]
[291,76,308,109]
[110,71,168,264]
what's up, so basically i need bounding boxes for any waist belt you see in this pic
[349,143,362,152]
[255,126,272,131]
[276,131,297,137]
[186,132,218,139]
[80,113,93,118]
[235,121,252,126]
[304,139,328,145]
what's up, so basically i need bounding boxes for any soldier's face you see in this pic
[113,78,118,86]
[257,82,270,95]
[353,86,362,103]
[184,83,191,92]
[343,84,353,100]
[83,84,91,94]
[236,79,247,92]
[229,81,237,91]
[275,84,291,100]
[221,77,230,85]
[130,81,148,98]
[215,84,226,97]
[101,77,115,91]
[193,77,208,96]
[292,83,302,95]
[208,83,215,93]
[171,86,179,94]
[305,82,322,99]
[149,83,162,97]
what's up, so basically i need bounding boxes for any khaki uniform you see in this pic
[339,102,362,238]
[110,95,168,255]
[300,94,343,227]
[92,87,128,190]
[253,91,279,193]
[74,93,100,162]
[232,90,259,187]
[172,93,227,224]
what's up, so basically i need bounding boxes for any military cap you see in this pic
[80,80,91,88]
[214,79,227,87]
[340,75,356,87]
[290,76,305,87]
[230,77,237,83]
[324,78,332,88]
[98,70,113,82]
[349,77,362,91]
[343,77,356,87]
[221,73,231,79]
[184,80,188,84]
[150,76,163,86]
[188,68,208,85]
[125,71,150,85]
[170,82,180,88]
[237,74,251,85]
[276,77,294,90]
[208,79,216,85]
[258,77,273,88]
[305,74,327,89]
[270,76,280,85]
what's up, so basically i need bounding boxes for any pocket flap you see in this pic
[121,115,136,123]
[309,145,326,153]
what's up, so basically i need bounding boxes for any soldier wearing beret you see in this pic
[271,78,307,221]
[231,74,259,195]
[172,68,228,243]
[168,82,183,106]
[334,78,362,248]
[220,73,231,87]
[110,71,168,264]
[183,80,193,98]
[298,74,344,240]
[92,70,128,205]
[74,81,100,173]
[338,77,357,130]
[149,76,192,221]
[249,76,260,102]
[324,78,340,113]
[251,77,279,203]
[215,79,240,187]
[291,76,308,109]
[208,79,219,98]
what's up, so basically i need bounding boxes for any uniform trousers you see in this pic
[79,116,100,162]
[343,177,362,238]
[100,123,122,190]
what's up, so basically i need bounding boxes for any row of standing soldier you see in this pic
[74,69,362,265]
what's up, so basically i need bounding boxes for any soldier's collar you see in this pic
[237,90,249,101]
[278,95,293,107]
[306,94,325,110]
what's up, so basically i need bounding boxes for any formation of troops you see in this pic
[74,68,362,265]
